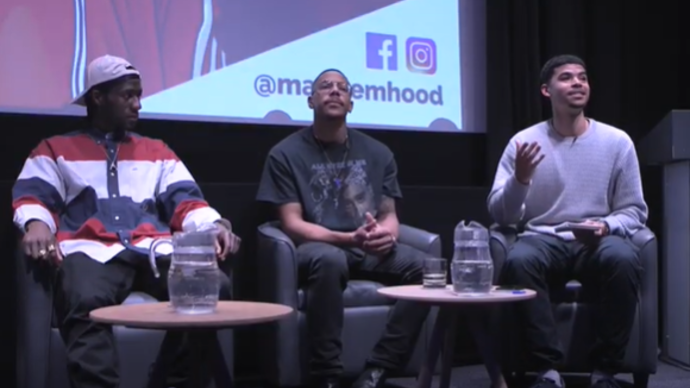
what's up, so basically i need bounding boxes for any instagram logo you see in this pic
[406,37,437,75]
[366,32,398,71]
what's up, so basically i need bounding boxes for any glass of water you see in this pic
[423,258,448,288]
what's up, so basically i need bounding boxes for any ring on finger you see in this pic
[39,249,47,256]
[48,244,56,252]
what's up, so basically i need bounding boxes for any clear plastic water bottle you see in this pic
[450,221,494,296]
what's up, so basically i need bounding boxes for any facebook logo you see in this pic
[366,32,398,71]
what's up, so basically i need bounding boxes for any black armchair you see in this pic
[489,226,658,388]
[15,242,234,388]
[256,221,441,387]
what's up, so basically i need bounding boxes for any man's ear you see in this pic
[348,99,354,113]
[307,95,315,109]
[91,89,104,107]
[540,83,551,98]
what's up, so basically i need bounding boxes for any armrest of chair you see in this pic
[630,227,655,249]
[489,224,518,277]
[398,224,442,257]
[630,227,657,292]
[256,221,299,308]
[630,227,658,363]
[15,235,54,388]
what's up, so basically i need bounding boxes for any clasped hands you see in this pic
[352,212,396,256]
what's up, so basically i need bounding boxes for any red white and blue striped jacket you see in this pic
[12,129,222,263]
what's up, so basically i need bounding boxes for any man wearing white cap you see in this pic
[12,54,240,388]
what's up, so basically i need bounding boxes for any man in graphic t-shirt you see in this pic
[256,69,429,388]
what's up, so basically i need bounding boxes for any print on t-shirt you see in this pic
[256,127,402,234]
[309,158,375,227]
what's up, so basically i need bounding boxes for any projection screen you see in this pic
[0,0,485,132]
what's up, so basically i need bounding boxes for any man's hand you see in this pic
[572,220,608,244]
[352,214,377,247]
[514,141,545,185]
[214,221,241,260]
[23,220,63,264]
[360,213,396,256]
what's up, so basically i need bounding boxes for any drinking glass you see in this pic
[422,258,448,288]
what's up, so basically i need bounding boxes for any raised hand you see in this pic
[514,141,545,184]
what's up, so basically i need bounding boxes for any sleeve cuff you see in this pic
[13,204,57,234]
[215,218,233,232]
[603,216,622,236]
[181,207,222,232]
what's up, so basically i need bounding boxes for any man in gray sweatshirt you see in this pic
[487,55,647,388]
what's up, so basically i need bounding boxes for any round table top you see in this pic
[378,285,536,304]
[90,301,293,329]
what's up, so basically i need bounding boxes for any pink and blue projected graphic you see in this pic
[0,0,485,132]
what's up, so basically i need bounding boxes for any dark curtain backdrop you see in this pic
[486,0,689,174]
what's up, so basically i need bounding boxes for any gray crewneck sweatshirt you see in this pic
[487,119,648,239]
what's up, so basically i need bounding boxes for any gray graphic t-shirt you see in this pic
[256,127,402,232]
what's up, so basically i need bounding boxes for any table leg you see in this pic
[439,310,459,388]
[417,307,454,388]
[147,330,233,388]
[466,305,506,388]
[188,330,234,388]
[148,331,185,388]
[416,305,507,388]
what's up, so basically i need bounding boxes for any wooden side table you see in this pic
[91,301,293,388]
[378,285,536,388]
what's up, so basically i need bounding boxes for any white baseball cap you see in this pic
[72,55,141,106]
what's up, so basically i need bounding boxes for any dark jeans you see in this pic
[296,242,430,378]
[53,250,233,388]
[499,234,642,374]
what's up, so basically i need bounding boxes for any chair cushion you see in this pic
[297,280,395,310]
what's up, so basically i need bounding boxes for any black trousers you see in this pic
[296,242,430,378]
[53,250,233,388]
[499,234,642,374]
